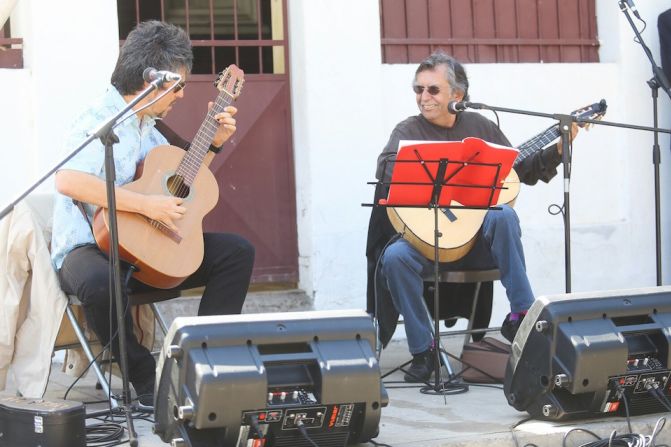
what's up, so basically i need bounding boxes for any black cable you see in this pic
[419,382,469,395]
[653,387,671,412]
[560,417,668,447]
[63,339,112,401]
[85,422,126,447]
[510,416,537,447]
[620,388,633,435]
[296,420,320,447]
[368,439,393,447]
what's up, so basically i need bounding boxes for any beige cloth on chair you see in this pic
[0,194,156,397]
[0,199,68,398]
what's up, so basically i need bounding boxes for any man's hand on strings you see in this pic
[141,194,186,233]
[557,123,580,155]
[210,104,238,148]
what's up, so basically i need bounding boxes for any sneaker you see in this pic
[131,376,155,408]
[500,312,525,343]
[403,349,436,383]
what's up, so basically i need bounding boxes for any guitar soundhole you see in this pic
[166,174,191,198]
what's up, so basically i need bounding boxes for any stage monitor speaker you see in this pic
[154,309,388,447]
[504,286,671,421]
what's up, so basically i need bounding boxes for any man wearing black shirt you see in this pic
[368,51,566,382]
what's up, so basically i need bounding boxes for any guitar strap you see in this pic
[74,200,93,233]
[155,120,223,154]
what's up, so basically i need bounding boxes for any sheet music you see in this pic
[383,137,519,207]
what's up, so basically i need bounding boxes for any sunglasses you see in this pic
[412,84,441,95]
[162,80,186,93]
[172,80,186,93]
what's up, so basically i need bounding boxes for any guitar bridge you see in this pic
[143,217,183,243]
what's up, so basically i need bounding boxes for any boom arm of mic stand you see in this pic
[617,0,671,99]
[0,80,163,223]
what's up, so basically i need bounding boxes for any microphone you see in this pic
[448,100,485,114]
[142,67,182,84]
[622,0,642,20]
[447,100,468,114]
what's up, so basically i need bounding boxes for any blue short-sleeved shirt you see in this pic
[51,86,168,269]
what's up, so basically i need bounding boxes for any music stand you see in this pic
[377,138,517,391]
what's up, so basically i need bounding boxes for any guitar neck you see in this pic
[516,125,561,163]
[176,91,235,184]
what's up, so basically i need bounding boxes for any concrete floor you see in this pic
[4,289,670,447]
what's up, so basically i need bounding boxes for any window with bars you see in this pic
[380,0,599,64]
[117,0,285,75]
[0,19,23,68]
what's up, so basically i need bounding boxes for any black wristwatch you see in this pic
[209,143,223,154]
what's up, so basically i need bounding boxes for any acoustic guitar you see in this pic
[93,65,244,288]
[387,100,608,262]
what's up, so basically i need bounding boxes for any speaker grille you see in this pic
[272,432,350,447]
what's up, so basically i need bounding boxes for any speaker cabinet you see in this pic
[504,286,671,420]
[154,309,388,446]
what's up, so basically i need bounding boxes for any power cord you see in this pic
[296,420,320,447]
[85,421,126,447]
[561,389,668,447]
[367,440,393,447]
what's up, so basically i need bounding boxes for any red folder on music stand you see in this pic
[379,137,518,208]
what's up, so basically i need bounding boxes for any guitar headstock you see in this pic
[571,99,607,130]
[214,64,245,100]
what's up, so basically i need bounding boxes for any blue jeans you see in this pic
[378,205,534,355]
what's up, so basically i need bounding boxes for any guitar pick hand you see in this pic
[141,194,186,233]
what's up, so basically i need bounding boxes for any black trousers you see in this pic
[57,233,255,385]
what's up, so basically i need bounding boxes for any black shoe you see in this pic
[403,349,436,383]
[132,376,155,408]
[501,313,525,343]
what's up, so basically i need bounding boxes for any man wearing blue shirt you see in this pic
[52,21,255,407]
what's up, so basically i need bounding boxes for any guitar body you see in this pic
[93,144,219,288]
[387,169,520,262]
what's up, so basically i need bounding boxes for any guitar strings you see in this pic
[168,90,232,222]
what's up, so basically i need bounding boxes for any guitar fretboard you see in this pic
[515,125,561,164]
[175,89,235,186]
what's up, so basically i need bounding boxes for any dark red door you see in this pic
[118,0,298,284]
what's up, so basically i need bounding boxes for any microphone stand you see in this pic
[462,102,671,293]
[0,79,165,447]
[618,0,671,286]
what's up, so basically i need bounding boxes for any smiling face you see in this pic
[414,64,464,128]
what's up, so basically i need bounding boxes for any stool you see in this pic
[424,268,501,347]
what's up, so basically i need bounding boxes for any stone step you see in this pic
[152,288,313,339]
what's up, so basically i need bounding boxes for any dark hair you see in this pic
[111,20,193,95]
[415,50,469,100]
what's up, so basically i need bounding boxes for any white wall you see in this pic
[0,0,118,207]
[288,0,385,305]
[289,0,671,331]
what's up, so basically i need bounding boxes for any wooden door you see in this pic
[118,0,298,284]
